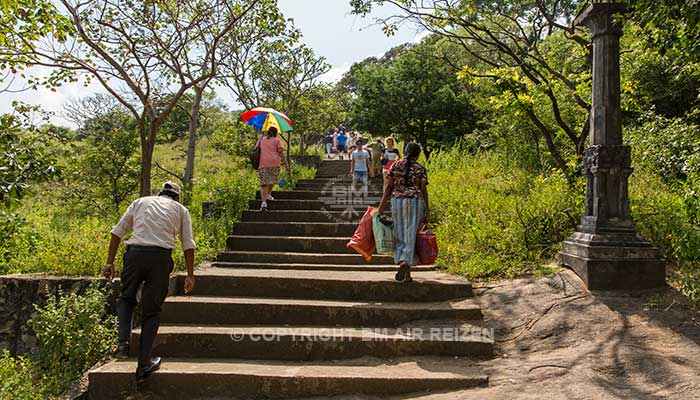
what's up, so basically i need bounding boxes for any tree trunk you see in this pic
[182,86,204,201]
[139,135,154,197]
[286,131,291,163]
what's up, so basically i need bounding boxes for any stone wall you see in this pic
[0,274,119,356]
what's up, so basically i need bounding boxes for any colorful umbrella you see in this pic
[240,107,293,133]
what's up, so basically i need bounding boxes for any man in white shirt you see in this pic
[103,181,196,381]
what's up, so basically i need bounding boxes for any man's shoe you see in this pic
[135,357,161,381]
[114,343,129,359]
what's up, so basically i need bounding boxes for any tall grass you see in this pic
[1,137,314,276]
[427,147,583,279]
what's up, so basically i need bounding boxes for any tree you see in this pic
[0,103,58,205]
[65,110,140,215]
[222,41,330,157]
[0,0,72,92]
[349,39,478,158]
[17,0,259,196]
[148,0,284,195]
[62,93,122,139]
[351,0,592,173]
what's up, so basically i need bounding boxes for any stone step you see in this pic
[240,210,366,223]
[256,190,384,200]
[227,235,354,254]
[216,251,395,265]
[88,358,488,400]
[249,199,380,211]
[314,175,384,180]
[160,296,481,326]
[232,221,358,237]
[210,261,435,272]
[130,324,493,360]
[175,268,474,301]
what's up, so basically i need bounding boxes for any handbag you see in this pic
[249,138,262,170]
[372,212,394,255]
[415,224,438,265]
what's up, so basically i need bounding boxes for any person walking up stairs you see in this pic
[88,161,494,399]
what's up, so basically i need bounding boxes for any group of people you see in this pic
[324,127,368,160]
[101,125,430,380]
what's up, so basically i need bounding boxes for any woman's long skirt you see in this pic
[391,197,427,266]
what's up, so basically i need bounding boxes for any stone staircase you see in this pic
[88,160,493,399]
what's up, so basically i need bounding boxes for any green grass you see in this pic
[1,137,315,276]
[427,147,583,280]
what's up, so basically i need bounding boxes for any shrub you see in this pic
[27,286,117,396]
[0,351,44,400]
[627,112,700,183]
[427,147,583,280]
[630,171,700,305]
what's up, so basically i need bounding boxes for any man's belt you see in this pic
[126,245,172,253]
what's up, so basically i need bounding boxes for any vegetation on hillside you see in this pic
[0,1,699,397]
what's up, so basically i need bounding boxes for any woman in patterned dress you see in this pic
[376,142,430,283]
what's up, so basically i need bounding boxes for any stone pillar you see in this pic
[558,3,665,290]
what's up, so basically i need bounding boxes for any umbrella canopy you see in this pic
[240,107,293,133]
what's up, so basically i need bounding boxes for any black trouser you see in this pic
[117,247,173,367]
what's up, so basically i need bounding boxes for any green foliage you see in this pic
[28,286,117,396]
[63,110,140,215]
[428,147,583,279]
[630,170,700,305]
[0,0,74,90]
[0,350,44,400]
[349,38,478,158]
[628,0,700,71]
[626,112,700,183]
[0,109,58,205]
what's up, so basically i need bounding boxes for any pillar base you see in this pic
[559,231,665,290]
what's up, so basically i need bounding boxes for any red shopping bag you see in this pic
[346,206,376,262]
[416,224,438,265]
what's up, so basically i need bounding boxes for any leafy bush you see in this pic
[427,147,583,279]
[627,112,700,183]
[0,351,44,400]
[0,206,113,276]
[62,110,141,216]
[630,171,700,304]
[28,286,117,396]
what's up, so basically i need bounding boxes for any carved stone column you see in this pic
[558,3,665,289]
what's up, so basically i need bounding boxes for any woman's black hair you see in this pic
[404,142,421,181]
[267,126,278,137]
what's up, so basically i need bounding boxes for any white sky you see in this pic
[0,0,423,128]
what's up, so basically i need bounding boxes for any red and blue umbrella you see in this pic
[240,107,293,132]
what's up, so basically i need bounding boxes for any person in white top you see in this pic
[103,181,196,381]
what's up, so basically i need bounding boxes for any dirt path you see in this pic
[406,269,700,400]
[309,269,700,400]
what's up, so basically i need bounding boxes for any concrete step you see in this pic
[160,296,481,326]
[249,200,382,212]
[210,261,435,272]
[240,210,366,223]
[131,324,493,360]
[318,160,351,166]
[174,268,474,301]
[232,222,357,237]
[88,358,488,399]
[256,190,384,200]
[227,235,354,254]
[216,251,395,265]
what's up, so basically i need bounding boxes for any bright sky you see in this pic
[0,0,423,128]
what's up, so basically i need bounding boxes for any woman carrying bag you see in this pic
[376,142,430,283]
